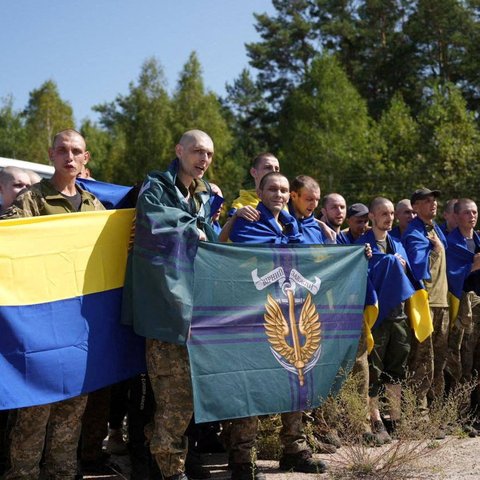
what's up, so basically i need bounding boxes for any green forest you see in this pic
[3,0,480,206]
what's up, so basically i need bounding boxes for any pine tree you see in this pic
[23,80,74,164]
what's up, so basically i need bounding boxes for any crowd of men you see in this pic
[1,128,480,480]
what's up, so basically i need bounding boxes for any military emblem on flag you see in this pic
[188,242,368,422]
[253,267,322,386]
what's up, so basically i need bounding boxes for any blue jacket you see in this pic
[288,203,325,245]
[230,202,304,245]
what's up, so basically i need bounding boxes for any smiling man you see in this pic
[229,172,303,245]
[228,172,327,478]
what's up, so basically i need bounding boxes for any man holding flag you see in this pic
[229,171,327,477]
[356,197,416,439]
[402,188,448,419]
[445,199,480,399]
[2,129,105,480]
[123,130,216,480]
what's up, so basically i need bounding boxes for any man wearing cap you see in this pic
[402,188,449,420]
[343,203,370,244]
[390,199,416,240]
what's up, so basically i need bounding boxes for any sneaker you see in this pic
[230,462,266,480]
[371,420,392,444]
[106,428,128,455]
[279,450,327,474]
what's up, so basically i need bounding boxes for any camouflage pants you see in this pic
[369,316,411,398]
[445,291,478,385]
[408,306,449,411]
[229,416,258,464]
[146,339,193,477]
[352,329,371,432]
[5,395,87,480]
[429,307,450,402]
[229,412,309,464]
[460,294,480,390]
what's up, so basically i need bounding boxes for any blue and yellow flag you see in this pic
[0,210,146,410]
[188,242,368,423]
[446,228,480,323]
[76,178,136,209]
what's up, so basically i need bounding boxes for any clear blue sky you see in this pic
[1,1,275,125]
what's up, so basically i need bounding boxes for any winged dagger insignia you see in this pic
[264,291,321,386]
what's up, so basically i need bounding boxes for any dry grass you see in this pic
[325,374,477,479]
[255,373,478,479]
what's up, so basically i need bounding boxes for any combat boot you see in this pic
[230,462,266,480]
[185,448,211,479]
[279,449,327,473]
[163,473,188,480]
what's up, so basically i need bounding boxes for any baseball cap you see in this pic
[410,188,440,204]
[347,203,369,218]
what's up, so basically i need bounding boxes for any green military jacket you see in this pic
[1,178,105,218]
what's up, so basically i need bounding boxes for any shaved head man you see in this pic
[439,198,458,236]
[124,130,218,480]
[0,167,31,212]
[321,193,351,244]
[390,199,416,239]
[219,152,280,242]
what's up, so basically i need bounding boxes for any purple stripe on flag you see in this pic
[288,373,297,411]
[299,371,309,409]
[188,333,361,346]
[193,304,364,312]
[191,313,363,333]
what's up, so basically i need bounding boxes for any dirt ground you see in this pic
[91,436,480,479]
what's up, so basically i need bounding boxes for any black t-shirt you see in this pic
[61,191,82,211]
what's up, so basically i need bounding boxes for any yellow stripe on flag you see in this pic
[405,289,433,342]
[363,303,378,353]
[448,291,460,328]
[0,209,134,306]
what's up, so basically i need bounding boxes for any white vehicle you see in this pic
[0,157,54,178]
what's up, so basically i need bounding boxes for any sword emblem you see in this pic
[263,288,321,386]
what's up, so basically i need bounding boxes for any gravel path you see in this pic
[89,436,480,479]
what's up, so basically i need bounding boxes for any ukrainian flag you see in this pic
[0,210,145,409]
[446,228,480,324]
